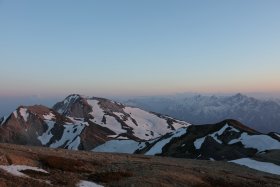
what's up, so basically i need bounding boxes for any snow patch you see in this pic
[68,136,81,149]
[43,112,56,120]
[145,128,187,155]
[50,123,86,150]
[194,124,239,149]
[93,140,146,154]
[19,108,29,122]
[13,111,18,118]
[37,121,55,145]
[123,107,184,140]
[76,180,103,187]
[57,94,80,114]
[88,100,105,124]
[230,158,280,175]
[104,115,126,134]
[0,165,48,177]
[194,137,206,150]
[228,133,280,152]
[88,100,126,135]
[0,116,7,126]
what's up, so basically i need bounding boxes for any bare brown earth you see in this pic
[0,143,279,187]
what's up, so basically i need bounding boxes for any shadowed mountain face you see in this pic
[124,93,280,133]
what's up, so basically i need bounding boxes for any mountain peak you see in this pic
[53,94,92,117]
[220,119,259,134]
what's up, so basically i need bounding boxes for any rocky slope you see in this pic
[0,143,279,187]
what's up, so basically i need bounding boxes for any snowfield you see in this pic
[194,124,239,149]
[19,108,29,122]
[76,180,104,187]
[49,122,86,150]
[145,128,188,155]
[193,124,280,151]
[228,133,280,152]
[88,100,126,135]
[87,99,189,141]
[43,112,56,120]
[0,165,48,177]
[37,120,55,145]
[230,158,280,175]
[123,106,188,140]
[93,140,146,154]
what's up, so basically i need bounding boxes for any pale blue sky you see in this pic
[0,0,280,97]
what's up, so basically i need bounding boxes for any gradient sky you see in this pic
[0,0,280,97]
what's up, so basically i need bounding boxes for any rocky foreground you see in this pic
[0,143,279,187]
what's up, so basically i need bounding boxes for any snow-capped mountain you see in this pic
[0,94,190,151]
[0,105,87,149]
[142,120,280,159]
[0,94,279,173]
[53,94,190,141]
[124,93,280,133]
[94,119,280,160]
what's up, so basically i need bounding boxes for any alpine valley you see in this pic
[0,94,279,186]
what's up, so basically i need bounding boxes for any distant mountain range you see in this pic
[124,93,280,133]
[0,94,279,176]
